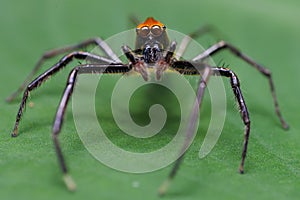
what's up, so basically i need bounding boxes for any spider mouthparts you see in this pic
[141,72,149,81]
[156,69,163,80]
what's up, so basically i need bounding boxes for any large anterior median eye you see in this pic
[151,25,163,36]
[137,26,150,38]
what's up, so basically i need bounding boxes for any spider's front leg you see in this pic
[6,37,120,102]
[52,63,130,191]
[211,67,251,173]
[11,51,116,137]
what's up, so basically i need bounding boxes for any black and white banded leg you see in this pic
[11,51,120,137]
[159,62,250,196]
[6,37,121,102]
[192,41,288,129]
[159,64,211,195]
[52,64,130,191]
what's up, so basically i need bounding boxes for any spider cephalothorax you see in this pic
[135,17,169,52]
[125,17,173,80]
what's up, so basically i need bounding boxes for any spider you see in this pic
[7,17,289,194]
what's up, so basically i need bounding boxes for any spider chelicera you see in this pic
[7,17,289,194]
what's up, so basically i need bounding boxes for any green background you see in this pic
[0,0,299,199]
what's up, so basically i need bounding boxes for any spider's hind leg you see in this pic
[192,41,288,129]
[159,63,211,196]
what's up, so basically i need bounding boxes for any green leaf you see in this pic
[1,0,299,200]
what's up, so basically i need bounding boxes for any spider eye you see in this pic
[137,26,150,38]
[151,25,163,36]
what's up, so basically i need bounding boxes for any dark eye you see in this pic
[137,26,150,37]
[151,25,163,36]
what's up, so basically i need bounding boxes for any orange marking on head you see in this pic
[137,17,165,29]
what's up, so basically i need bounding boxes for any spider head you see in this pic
[135,17,170,54]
